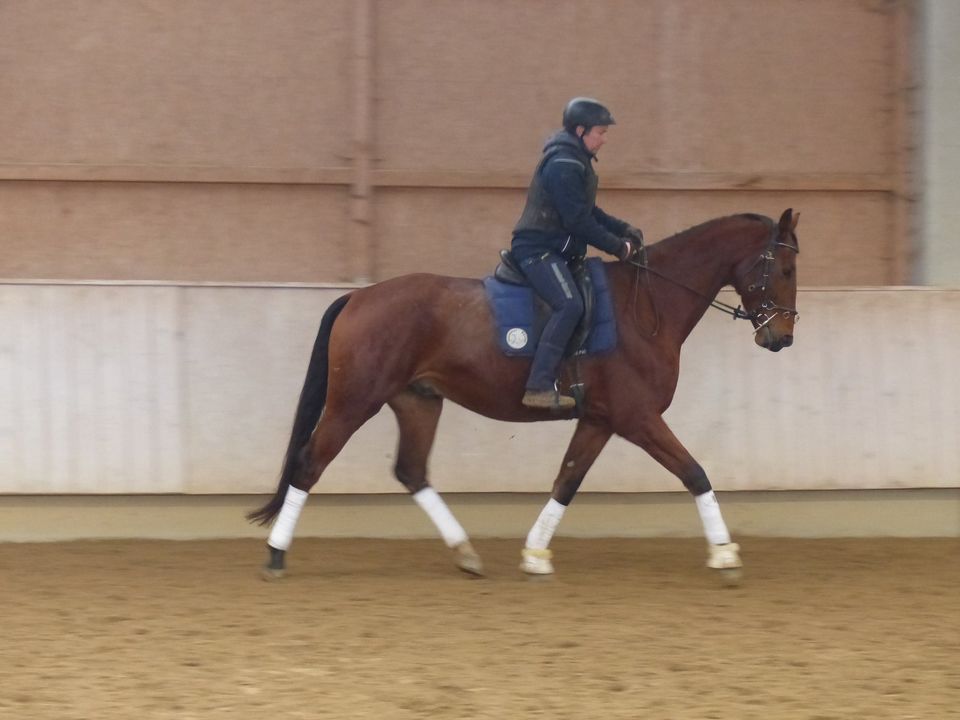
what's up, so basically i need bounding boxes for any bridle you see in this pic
[739,230,800,331]
[629,225,800,334]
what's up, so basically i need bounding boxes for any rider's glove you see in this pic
[618,238,645,264]
[625,225,645,245]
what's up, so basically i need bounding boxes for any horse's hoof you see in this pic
[718,567,743,587]
[260,545,286,581]
[706,542,742,569]
[453,541,485,577]
[260,565,285,582]
[707,543,742,586]
[520,547,554,575]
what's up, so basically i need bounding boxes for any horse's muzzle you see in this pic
[755,328,794,352]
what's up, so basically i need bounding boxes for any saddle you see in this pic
[483,250,616,358]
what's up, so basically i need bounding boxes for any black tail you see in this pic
[246,293,352,525]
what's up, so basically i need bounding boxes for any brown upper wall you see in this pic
[377,0,896,176]
[0,0,351,169]
[0,0,913,284]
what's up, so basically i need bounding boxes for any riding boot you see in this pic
[522,387,575,410]
[524,340,575,409]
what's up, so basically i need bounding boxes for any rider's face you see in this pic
[578,125,610,155]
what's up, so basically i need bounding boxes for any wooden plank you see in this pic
[0,164,353,185]
[374,171,895,192]
[0,163,896,192]
[348,0,376,283]
[0,285,183,493]
[889,0,918,284]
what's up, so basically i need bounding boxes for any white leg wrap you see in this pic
[695,490,732,546]
[412,487,468,548]
[267,485,309,551]
[525,498,566,550]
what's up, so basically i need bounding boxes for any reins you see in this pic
[631,261,755,321]
[626,226,800,334]
[630,251,662,336]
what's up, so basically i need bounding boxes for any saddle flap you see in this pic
[483,257,616,358]
[482,276,535,355]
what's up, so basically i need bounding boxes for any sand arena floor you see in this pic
[1,537,957,719]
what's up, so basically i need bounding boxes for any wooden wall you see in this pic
[0,1,915,284]
[3,284,958,494]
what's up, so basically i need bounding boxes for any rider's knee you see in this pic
[558,293,584,320]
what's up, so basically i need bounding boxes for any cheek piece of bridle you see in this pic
[740,235,800,332]
[628,228,800,334]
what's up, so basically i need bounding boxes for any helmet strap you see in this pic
[573,126,595,157]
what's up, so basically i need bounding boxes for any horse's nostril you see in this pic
[782,335,794,347]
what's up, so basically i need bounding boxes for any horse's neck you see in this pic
[638,219,766,343]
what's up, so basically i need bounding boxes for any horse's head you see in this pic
[734,209,799,352]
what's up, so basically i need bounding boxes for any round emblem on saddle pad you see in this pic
[505,328,528,349]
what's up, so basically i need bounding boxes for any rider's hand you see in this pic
[619,238,645,264]
[625,225,644,244]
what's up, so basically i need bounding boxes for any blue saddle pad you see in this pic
[482,257,617,357]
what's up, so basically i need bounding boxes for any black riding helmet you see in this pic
[562,97,616,132]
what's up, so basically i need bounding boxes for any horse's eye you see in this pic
[783,268,794,279]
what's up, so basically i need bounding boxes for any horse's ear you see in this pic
[778,208,798,232]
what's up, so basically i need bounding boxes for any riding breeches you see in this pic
[519,252,584,392]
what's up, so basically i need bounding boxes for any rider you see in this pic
[511,97,645,409]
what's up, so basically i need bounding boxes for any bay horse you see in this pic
[249,209,800,583]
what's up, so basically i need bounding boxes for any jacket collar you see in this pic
[543,129,596,162]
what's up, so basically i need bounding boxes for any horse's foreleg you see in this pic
[521,419,611,575]
[388,390,482,577]
[622,415,742,583]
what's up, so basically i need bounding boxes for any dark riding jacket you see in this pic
[512,130,629,263]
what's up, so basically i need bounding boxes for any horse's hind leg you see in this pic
[521,419,611,575]
[389,389,483,577]
[263,402,382,579]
